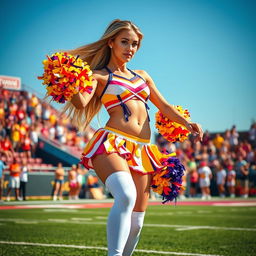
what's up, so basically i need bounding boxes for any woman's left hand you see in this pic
[185,122,204,141]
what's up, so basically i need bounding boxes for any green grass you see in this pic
[0,204,256,256]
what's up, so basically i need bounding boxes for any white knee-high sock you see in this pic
[122,211,145,256]
[105,171,137,256]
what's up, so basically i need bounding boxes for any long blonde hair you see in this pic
[62,19,143,131]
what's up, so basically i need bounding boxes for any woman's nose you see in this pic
[127,44,133,51]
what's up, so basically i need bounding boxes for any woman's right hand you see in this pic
[185,122,204,142]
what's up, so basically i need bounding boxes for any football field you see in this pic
[0,199,255,256]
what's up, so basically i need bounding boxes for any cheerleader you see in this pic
[61,20,203,256]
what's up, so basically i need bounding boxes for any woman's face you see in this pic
[109,29,140,63]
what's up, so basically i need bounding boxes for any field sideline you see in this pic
[0,199,255,256]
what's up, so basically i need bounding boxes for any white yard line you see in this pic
[0,218,255,232]
[95,216,108,219]
[0,241,223,256]
[14,220,39,224]
[144,223,256,232]
[43,209,79,212]
[71,217,93,221]
[213,202,256,207]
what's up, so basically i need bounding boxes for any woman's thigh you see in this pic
[131,172,152,212]
[92,153,130,184]
[54,182,60,191]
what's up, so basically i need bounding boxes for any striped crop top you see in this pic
[100,67,151,122]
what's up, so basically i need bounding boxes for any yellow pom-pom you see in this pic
[38,52,94,104]
[155,106,191,142]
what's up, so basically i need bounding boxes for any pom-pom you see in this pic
[155,106,191,142]
[38,52,93,104]
[151,156,185,204]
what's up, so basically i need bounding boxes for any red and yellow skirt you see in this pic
[80,126,175,175]
[80,126,185,203]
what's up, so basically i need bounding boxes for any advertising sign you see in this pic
[0,75,21,90]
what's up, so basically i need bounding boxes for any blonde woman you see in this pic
[64,19,203,256]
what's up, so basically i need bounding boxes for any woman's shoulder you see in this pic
[92,69,109,82]
[132,69,149,80]
[133,69,147,76]
[93,68,110,77]
[133,70,153,84]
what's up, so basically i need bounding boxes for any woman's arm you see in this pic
[139,70,204,140]
[70,75,98,109]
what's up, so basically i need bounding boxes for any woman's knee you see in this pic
[106,171,137,209]
[118,187,137,209]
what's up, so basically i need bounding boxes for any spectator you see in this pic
[68,164,78,200]
[198,161,212,200]
[0,102,5,122]
[21,134,31,159]
[0,123,7,138]
[0,159,6,202]
[76,164,87,199]
[42,104,51,121]
[30,124,39,157]
[230,125,239,149]
[11,123,21,151]
[226,165,236,198]
[249,122,256,148]
[213,133,224,151]
[193,141,202,164]
[49,111,57,126]
[236,159,249,198]
[56,121,66,144]
[20,158,29,200]
[52,162,65,201]
[34,99,42,120]
[179,170,187,200]
[202,130,210,146]
[216,162,227,198]
[87,174,105,200]
[6,159,21,201]
[188,160,198,197]
[49,124,56,140]
[208,148,217,166]
[200,145,209,162]
[40,121,49,137]
[224,129,231,141]
[0,136,14,161]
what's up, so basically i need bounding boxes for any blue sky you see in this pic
[1,0,255,133]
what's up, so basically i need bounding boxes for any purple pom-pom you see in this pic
[152,156,186,204]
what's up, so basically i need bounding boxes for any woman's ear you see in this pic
[108,39,113,49]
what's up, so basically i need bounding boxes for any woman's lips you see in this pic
[123,53,132,58]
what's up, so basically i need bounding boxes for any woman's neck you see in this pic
[107,58,127,72]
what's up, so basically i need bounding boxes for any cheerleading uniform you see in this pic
[79,67,185,256]
[100,67,150,122]
[80,67,177,175]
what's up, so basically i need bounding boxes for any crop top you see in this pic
[100,67,151,122]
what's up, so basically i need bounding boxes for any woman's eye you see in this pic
[132,43,138,47]
[121,40,128,45]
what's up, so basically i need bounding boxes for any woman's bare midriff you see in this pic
[105,98,151,140]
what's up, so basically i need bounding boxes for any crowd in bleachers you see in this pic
[0,88,96,201]
[156,123,256,198]
[0,87,256,201]
[0,88,94,168]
